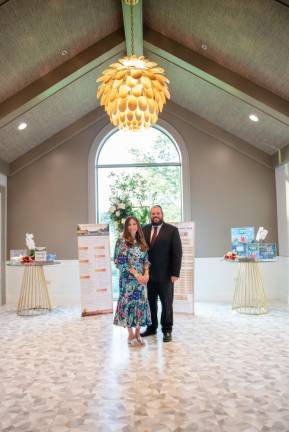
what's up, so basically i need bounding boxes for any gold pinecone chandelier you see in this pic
[96,55,170,131]
[96,1,170,131]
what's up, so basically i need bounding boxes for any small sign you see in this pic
[35,247,47,262]
[10,249,27,259]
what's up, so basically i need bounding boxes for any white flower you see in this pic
[25,233,35,250]
[109,206,116,213]
[118,203,126,209]
[116,210,120,217]
[114,222,118,227]
[121,218,126,224]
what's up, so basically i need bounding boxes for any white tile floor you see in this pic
[1,303,289,431]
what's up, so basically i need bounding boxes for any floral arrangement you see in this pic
[19,233,36,263]
[25,233,35,257]
[21,255,35,264]
[224,251,238,261]
[109,198,133,233]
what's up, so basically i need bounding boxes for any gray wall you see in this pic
[7,103,277,258]
[163,106,277,256]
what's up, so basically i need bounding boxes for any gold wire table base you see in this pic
[232,262,268,315]
[17,265,52,316]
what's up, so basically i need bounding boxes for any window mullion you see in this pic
[96,162,181,169]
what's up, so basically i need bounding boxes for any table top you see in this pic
[7,261,61,266]
[224,258,277,263]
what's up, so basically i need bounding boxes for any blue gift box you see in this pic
[47,253,57,262]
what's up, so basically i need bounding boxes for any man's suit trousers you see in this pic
[147,279,174,333]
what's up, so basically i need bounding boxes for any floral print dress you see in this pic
[113,238,152,328]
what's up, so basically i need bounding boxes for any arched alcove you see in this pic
[88,119,191,224]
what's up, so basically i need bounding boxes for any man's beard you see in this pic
[151,217,163,226]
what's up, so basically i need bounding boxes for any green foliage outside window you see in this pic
[107,132,181,232]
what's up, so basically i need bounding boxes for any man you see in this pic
[141,205,182,342]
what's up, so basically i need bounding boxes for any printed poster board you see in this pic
[231,226,255,257]
[77,224,113,317]
[172,222,195,314]
[231,226,255,244]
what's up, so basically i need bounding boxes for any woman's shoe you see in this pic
[136,336,145,346]
[128,338,139,347]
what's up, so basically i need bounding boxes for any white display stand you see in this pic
[232,261,268,314]
[6,260,81,306]
[173,222,195,314]
[7,261,59,315]
[77,224,113,316]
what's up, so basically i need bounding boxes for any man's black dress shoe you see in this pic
[163,332,172,342]
[140,328,156,337]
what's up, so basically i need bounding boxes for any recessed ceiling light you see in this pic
[61,49,68,56]
[201,43,208,50]
[249,114,259,122]
[17,122,27,130]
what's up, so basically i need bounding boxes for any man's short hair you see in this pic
[150,205,163,214]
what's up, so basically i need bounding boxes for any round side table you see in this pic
[231,260,269,315]
[7,261,59,316]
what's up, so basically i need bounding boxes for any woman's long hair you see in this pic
[123,216,148,251]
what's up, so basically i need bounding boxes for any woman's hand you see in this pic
[128,268,138,277]
[129,268,149,284]
[137,274,149,285]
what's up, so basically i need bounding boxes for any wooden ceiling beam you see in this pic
[121,0,143,56]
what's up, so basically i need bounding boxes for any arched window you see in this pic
[95,125,183,228]
[88,121,190,298]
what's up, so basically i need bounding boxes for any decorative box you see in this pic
[35,247,47,262]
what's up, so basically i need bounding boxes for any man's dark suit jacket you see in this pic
[143,223,182,282]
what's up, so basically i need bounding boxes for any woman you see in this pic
[113,216,151,346]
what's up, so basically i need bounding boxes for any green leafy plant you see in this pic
[109,172,155,227]
[107,130,181,232]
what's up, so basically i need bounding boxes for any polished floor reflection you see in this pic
[1,303,289,432]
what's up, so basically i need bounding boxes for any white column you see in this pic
[0,174,7,187]
[275,163,289,256]
[275,164,289,303]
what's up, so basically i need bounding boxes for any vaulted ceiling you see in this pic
[0,0,288,166]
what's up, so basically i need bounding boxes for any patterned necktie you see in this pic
[150,226,158,245]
